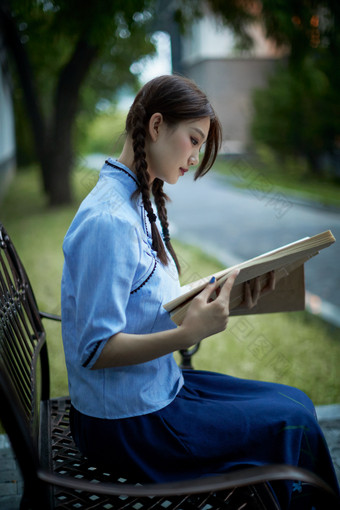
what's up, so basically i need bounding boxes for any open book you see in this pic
[164,230,336,326]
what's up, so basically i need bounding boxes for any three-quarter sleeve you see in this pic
[62,211,140,369]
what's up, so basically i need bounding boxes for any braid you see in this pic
[152,179,181,274]
[131,105,169,266]
[125,75,222,272]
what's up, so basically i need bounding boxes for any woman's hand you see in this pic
[179,270,240,346]
[238,271,276,310]
[92,271,275,369]
[93,274,238,368]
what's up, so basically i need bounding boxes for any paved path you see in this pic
[164,171,340,324]
[0,436,22,510]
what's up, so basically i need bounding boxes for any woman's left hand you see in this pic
[239,270,276,309]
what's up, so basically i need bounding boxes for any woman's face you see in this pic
[146,115,210,185]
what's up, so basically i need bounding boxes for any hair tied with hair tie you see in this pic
[162,227,170,243]
[147,211,157,223]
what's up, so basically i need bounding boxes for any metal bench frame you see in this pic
[0,222,338,510]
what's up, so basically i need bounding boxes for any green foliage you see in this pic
[5,0,157,165]
[251,57,339,175]
[77,108,127,157]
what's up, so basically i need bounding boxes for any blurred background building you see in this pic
[154,2,288,155]
[180,14,287,154]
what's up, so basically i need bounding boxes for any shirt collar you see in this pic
[100,158,144,206]
[102,157,138,183]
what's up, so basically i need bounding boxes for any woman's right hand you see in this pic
[93,271,239,369]
[179,270,240,347]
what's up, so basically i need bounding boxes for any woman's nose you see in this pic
[189,154,199,166]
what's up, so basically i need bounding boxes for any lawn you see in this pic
[0,165,339,404]
[213,151,340,209]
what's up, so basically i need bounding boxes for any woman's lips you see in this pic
[180,167,188,176]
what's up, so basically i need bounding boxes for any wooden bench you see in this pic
[0,221,337,510]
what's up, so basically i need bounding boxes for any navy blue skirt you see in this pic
[70,370,340,509]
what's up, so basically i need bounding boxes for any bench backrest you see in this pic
[0,222,50,482]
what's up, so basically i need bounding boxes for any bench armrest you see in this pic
[39,311,62,322]
[37,464,338,501]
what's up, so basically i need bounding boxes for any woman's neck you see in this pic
[117,138,136,176]
[118,137,155,184]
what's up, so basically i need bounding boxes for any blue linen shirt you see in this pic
[61,159,184,419]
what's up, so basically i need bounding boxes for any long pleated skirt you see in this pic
[70,370,340,509]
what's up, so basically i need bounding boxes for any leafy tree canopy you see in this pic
[1,0,157,203]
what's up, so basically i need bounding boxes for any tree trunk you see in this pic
[41,40,98,205]
[41,133,74,205]
[1,4,98,206]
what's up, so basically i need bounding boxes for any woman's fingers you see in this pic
[186,270,276,341]
[197,270,240,312]
[243,279,261,309]
[261,270,276,295]
[198,276,220,303]
[210,270,239,315]
[243,281,252,308]
[181,270,242,342]
[218,270,239,301]
[241,271,276,309]
[252,276,262,303]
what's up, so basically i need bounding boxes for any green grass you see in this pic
[1,165,339,404]
[214,146,340,208]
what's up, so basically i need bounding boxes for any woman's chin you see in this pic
[163,175,180,186]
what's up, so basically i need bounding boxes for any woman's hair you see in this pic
[125,74,222,273]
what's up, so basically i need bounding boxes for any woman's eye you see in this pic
[191,137,198,146]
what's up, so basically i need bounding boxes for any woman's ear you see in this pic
[148,113,164,142]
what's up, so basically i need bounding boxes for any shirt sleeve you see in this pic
[62,211,140,369]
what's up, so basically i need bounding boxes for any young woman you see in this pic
[61,74,339,509]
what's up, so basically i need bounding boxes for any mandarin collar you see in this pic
[100,158,143,204]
